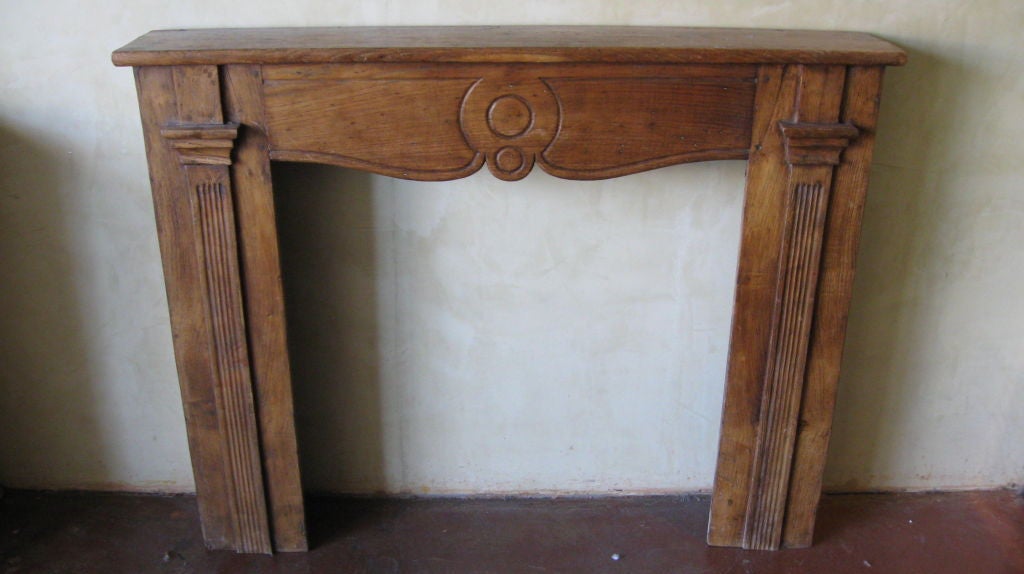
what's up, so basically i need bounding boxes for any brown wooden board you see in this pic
[113,26,906,67]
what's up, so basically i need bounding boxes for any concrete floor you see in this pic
[1,490,1021,573]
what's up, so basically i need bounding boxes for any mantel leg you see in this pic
[708,64,885,550]
[222,64,308,552]
[134,65,280,553]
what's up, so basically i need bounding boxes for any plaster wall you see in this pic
[0,1,1020,494]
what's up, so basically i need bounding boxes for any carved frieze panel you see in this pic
[262,64,756,181]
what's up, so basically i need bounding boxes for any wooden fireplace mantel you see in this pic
[112,26,905,554]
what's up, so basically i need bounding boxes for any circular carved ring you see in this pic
[493,147,525,173]
[487,95,533,138]
[459,77,558,180]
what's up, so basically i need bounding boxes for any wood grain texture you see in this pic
[263,64,756,181]
[745,66,847,551]
[742,174,832,550]
[138,65,273,554]
[709,64,855,550]
[112,27,907,67]
[540,73,754,179]
[171,68,273,555]
[783,66,886,548]
[135,64,236,551]
[189,174,271,554]
[708,63,851,552]
[222,64,308,552]
[264,76,482,180]
[744,117,856,550]
[260,62,758,81]
[708,64,798,548]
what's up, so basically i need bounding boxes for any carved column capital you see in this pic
[778,121,858,166]
[161,123,240,166]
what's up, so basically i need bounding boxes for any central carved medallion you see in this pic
[459,76,560,181]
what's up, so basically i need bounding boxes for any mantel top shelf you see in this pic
[112,26,906,67]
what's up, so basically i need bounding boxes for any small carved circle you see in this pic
[487,95,533,138]
[494,147,525,173]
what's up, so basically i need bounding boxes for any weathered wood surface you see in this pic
[263,63,756,181]
[222,64,307,552]
[782,66,887,548]
[135,65,272,553]
[113,26,907,67]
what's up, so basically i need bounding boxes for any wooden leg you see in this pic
[222,65,308,552]
[709,64,880,550]
[782,66,886,547]
[135,65,273,554]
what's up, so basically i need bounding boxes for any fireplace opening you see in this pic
[271,161,745,501]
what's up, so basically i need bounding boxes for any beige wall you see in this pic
[0,1,1020,494]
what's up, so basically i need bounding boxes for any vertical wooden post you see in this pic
[782,66,887,548]
[709,64,875,550]
[135,65,273,553]
[222,64,308,552]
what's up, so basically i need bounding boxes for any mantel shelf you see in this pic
[113,26,906,67]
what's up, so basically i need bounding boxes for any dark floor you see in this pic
[1,489,1021,574]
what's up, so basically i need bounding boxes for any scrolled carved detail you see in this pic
[162,123,240,165]
[459,76,559,181]
[262,65,756,181]
[778,121,858,166]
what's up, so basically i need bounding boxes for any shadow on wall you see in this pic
[825,41,1010,490]
[274,163,387,495]
[0,124,109,488]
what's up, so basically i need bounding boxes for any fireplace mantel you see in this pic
[113,26,905,554]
